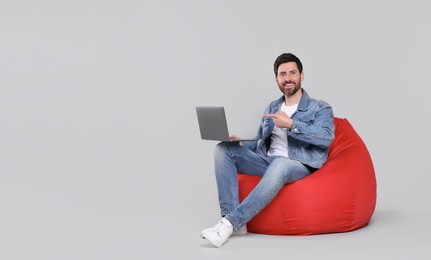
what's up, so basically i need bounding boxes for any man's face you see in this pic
[276,62,304,97]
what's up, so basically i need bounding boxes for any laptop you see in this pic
[196,106,256,142]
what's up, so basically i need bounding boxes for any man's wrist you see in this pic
[287,119,294,129]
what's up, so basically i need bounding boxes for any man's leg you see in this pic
[201,142,271,247]
[225,157,313,231]
[213,142,271,217]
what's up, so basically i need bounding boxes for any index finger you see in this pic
[263,114,277,118]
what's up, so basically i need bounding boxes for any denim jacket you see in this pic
[243,89,335,169]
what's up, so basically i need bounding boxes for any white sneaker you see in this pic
[200,218,233,247]
[200,224,247,239]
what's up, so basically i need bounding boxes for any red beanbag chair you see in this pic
[238,118,377,235]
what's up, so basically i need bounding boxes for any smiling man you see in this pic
[200,53,335,247]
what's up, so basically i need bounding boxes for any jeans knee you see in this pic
[214,142,229,158]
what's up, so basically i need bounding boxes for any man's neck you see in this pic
[284,89,303,106]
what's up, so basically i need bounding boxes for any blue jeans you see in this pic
[214,142,313,231]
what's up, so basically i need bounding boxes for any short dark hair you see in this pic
[273,53,303,76]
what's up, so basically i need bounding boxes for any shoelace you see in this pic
[214,219,232,236]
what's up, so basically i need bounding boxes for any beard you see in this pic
[279,80,301,96]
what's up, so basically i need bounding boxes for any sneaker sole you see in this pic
[201,228,246,238]
[201,231,224,248]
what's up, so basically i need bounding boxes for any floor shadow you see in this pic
[368,209,405,227]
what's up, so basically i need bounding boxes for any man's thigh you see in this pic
[265,157,312,183]
[224,143,271,177]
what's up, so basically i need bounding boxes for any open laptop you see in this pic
[196,106,256,142]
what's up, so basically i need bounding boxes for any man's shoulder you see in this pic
[310,97,332,108]
[305,90,331,108]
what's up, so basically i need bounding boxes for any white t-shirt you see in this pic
[267,102,298,158]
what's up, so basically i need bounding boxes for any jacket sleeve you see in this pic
[288,102,335,148]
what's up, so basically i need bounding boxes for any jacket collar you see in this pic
[274,88,310,112]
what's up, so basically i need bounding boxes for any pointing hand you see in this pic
[263,111,293,129]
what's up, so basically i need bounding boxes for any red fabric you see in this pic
[238,118,377,235]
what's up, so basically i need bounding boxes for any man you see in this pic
[200,53,335,247]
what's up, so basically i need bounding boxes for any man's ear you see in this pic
[301,72,304,81]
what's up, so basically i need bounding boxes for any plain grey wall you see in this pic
[1,0,430,258]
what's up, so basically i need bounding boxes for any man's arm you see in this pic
[264,103,334,148]
[288,106,334,148]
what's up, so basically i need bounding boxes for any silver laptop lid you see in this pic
[196,106,256,142]
[196,106,230,141]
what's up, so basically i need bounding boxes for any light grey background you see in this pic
[1,0,430,259]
